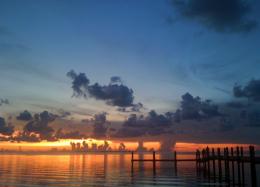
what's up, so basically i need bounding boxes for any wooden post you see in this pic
[240,147,245,186]
[131,151,134,173]
[224,148,227,182]
[202,149,206,177]
[226,147,230,184]
[217,148,222,182]
[206,147,210,178]
[174,151,177,174]
[212,148,216,180]
[231,147,235,185]
[153,151,156,175]
[236,146,241,186]
[196,150,198,171]
[198,150,201,171]
[249,146,257,187]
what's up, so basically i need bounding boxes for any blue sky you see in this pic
[0,0,260,119]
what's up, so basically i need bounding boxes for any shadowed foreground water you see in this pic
[0,153,259,186]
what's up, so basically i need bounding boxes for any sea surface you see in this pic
[0,153,259,187]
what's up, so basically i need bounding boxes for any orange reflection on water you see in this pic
[0,154,139,186]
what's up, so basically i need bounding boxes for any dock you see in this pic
[131,145,259,187]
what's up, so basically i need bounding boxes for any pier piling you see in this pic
[249,146,257,187]
[153,151,156,175]
[217,148,222,182]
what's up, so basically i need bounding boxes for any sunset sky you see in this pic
[1,0,260,147]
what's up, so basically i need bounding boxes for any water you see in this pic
[0,153,259,186]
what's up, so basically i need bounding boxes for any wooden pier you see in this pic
[131,145,259,187]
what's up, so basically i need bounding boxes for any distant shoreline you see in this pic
[0,151,198,155]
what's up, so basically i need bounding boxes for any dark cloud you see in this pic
[171,0,257,33]
[114,110,173,137]
[117,102,144,112]
[67,70,89,98]
[92,112,108,138]
[248,110,260,127]
[55,128,85,139]
[226,101,246,109]
[16,110,33,121]
[238,109,260,127]
[13,131,41,142]
[179,93,221,120]
[233,79,260,101]
[0,98,9,106]
[110,76,122,84]
[23,111,56,140]
[219,116,235,131]
[124,111,173,128]
[114,93,223,138]
[0,117,14,135]
[67,70,136,107]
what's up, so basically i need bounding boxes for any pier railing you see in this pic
[131,145,259,187]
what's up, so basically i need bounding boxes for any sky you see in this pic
[0,0,260,146]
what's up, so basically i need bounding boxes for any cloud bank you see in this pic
[23,111,56,140]
[114,110,174,138]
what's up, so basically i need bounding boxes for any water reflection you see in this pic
[0,154,259,186]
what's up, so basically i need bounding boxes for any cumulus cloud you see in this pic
[124,111,173,128]
[114,110,173,137]
[179,93,221,120]
[233,79,260,101]
[16,110,33,121]
[0,117,14,135]
[92,112,108,138]
[23,111,56,140]
[13,131,42,142]
[171,0,257,33]
[67,70,137,107]
[67,70,89,98]
[114,93,223,138]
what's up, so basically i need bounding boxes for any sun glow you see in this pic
[0,139,258,152]
[0,139,160,152]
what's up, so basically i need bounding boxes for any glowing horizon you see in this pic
[0,139,259,152]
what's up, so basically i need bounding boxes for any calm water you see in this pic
[0,153,259,187]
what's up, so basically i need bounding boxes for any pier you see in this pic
[131,145,259,187]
